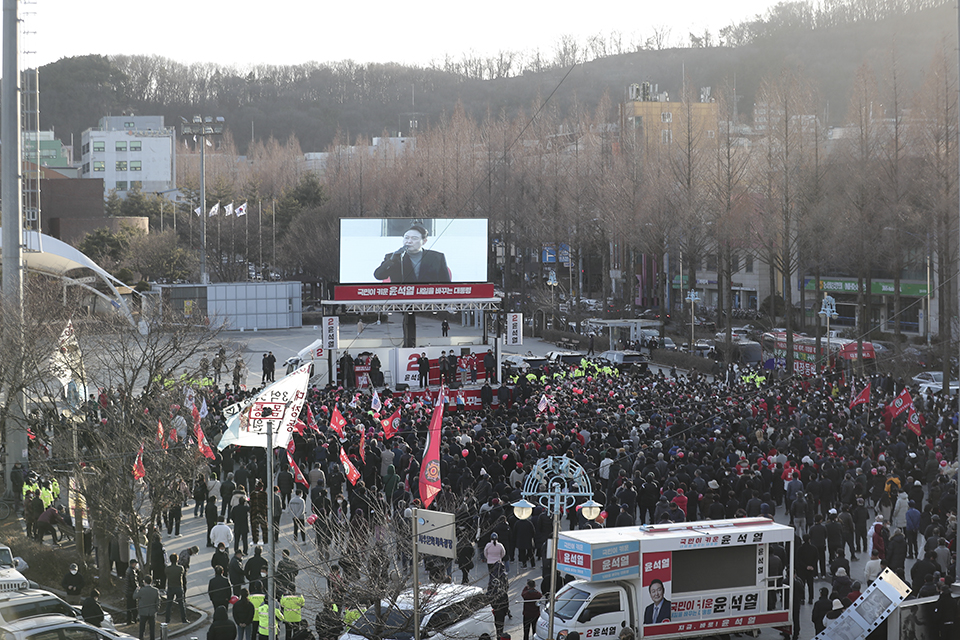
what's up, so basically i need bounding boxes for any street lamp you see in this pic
[512,457,601,640]
[547,269,559,332]
[685,289,700,354]
[818,294,838,373]
[180,116,225,284]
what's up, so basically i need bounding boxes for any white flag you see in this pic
[194,206,202,217]
[208,202,220,217]
[371,388,382,412]
[199,397,209,419]
[224,203,234,216]
[235,202,248,217]
[205,139,212,147]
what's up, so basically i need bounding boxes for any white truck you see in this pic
[537,518,794,640]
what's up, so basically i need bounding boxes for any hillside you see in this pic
[33,3,960,154]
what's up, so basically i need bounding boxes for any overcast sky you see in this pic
[27,0,780,69]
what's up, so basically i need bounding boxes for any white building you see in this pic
[80,115,175,197]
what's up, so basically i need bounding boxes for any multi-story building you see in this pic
[80,115,176,197]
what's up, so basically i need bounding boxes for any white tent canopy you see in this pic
[0,228,138,327]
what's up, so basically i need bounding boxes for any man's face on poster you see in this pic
[649,581,664,605]
[403,230,425,253]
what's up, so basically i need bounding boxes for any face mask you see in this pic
[70,570,78,575]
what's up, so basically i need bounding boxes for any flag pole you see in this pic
[259,201,263,277]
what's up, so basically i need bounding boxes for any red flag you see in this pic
[194,423,215,460]
[132,444,146,480]
[906,406,925,436]
[889,388,913,418]
[286,451,310,488]
[850,384,871,410]
[293,420,306,436]
[305,406,319,432]
[168,428,178,444]
[157,419,168,450]
[286,438,296,455]
[339,446,360,485]
[419,386,446,509]
[359,430,366,463]
[330,406,346,438]
[381,408,400,440]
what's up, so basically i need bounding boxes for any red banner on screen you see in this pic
[334,283,495,301]
[641,611,789,637]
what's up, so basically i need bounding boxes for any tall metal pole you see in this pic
[411,508,421,640]
[2,0,28,499]
[955,0,960,586]
[266,417,276,640]
[547,486,561,640]
[200,138,208,283]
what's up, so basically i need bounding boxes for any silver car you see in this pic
[0,615,133,640]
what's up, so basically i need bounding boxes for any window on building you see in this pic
[93,161,105,172]
[124,121,135,129]
[661,129,672,145]
[131,180,142,190]
[93,141,105,153]
[130,160,142,171]
[730,252,740,273]
[130,141,142,152]
[82,163,89,174]
[661,112,672,123]
[81,142,90,155]
[116,161,127,171]
[116,181,128,191]
[705,253,718,272]
[745,255,754,273]
[116,141,127,152]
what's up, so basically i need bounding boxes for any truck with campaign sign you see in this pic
[537,518,794,640]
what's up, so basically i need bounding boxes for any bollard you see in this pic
[159,623,169,640]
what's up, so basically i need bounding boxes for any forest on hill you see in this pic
[34,0,958,154]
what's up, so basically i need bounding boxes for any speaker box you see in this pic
[448,381,462,390]
[395,383,409,392]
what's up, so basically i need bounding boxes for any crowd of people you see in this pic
[195,352,958,638]
[18,343,960,640]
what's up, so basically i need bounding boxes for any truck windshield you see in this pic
[552,587,589,621]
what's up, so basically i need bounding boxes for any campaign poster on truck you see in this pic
[554,519,794,640]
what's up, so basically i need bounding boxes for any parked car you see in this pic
[715,327,752,342]
[918,380,960,396]
[597,350,649,373]
[0,590,117,632]
[912,371,944,386]
[546,351,584,366]
[658,337,677,351]
[0,548,29,594]
[0,615,133,640]
[341,584,495,640]
[501,354,548,378]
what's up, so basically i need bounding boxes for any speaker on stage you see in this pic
[395,383,409,392]
[448,381,462,390]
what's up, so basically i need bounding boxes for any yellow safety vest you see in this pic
[343,608,363,628]
[51,480,60,498]
[258,603,281,636]
[249,594,265,609]
[280,595,304,623]
[39,488,53,509]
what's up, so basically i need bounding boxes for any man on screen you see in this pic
[643,579,671,624]
[373,223,450,283]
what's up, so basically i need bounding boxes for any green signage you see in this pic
[803,278,929,297]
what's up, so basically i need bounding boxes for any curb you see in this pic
[168,606,208,639]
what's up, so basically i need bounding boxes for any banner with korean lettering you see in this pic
[323,317,340,350]
[334,283,495,301]
[506,313,523,346]
[217,364,312,451]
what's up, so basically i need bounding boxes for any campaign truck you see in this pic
[538,518,794,640]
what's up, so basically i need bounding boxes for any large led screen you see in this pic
[340,218,488,284]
